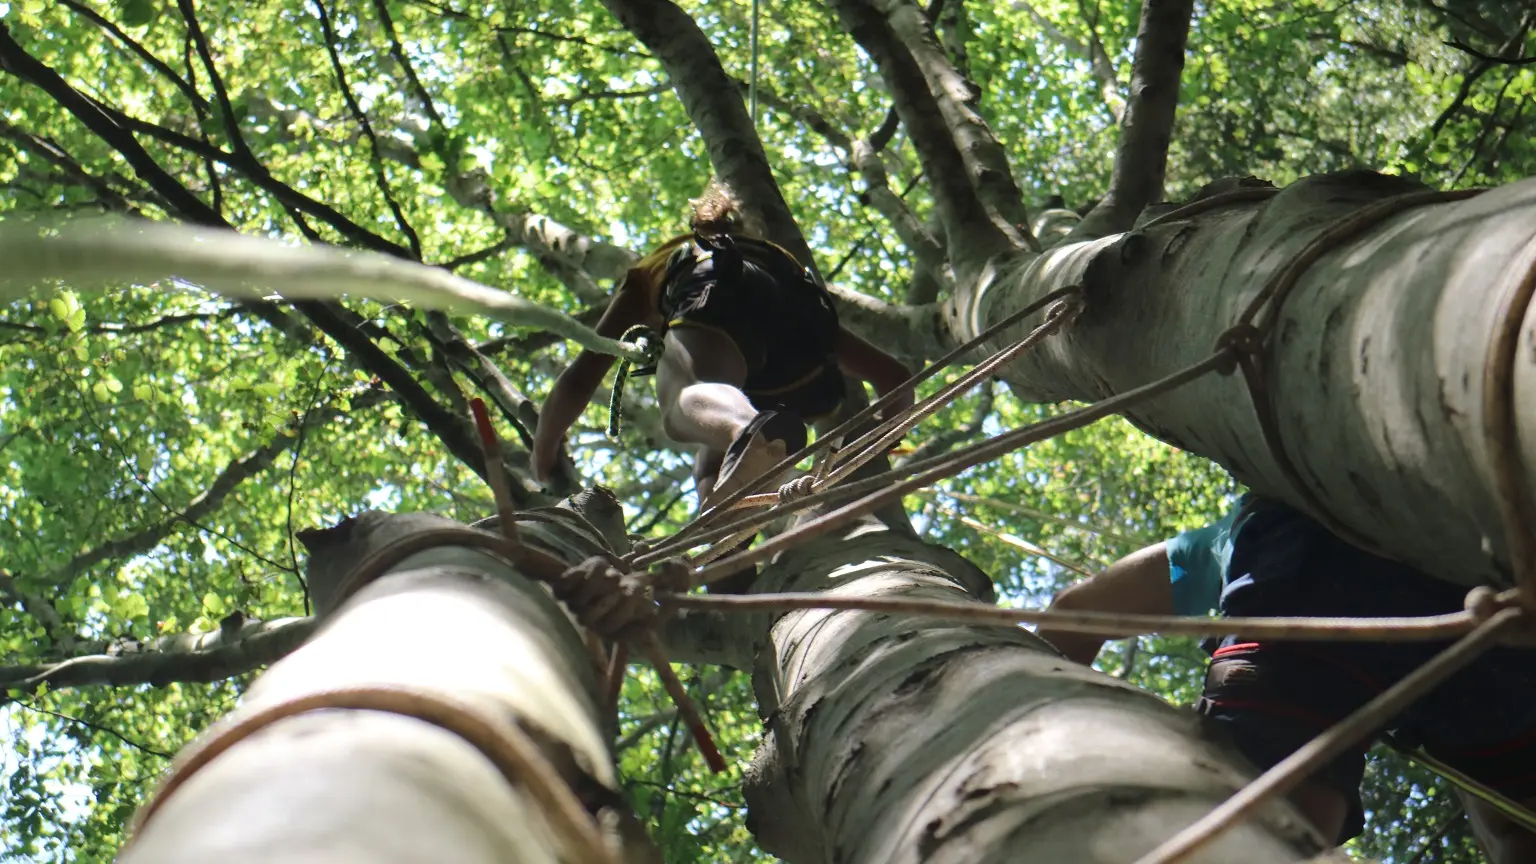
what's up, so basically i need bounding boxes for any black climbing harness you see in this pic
[606,230,838,439]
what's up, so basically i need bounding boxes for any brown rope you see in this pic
[1481,241,1536,604]
[659,592,1479,643]
[690,353,1230,587]
[1134,606,1524,864]
[1221,188,1487,560]
[124,684,619,864]
[721,294,1081,514]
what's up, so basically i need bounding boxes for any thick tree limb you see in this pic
[876,0,1032,244]
[1070,0,1194,240]
[827,283,943,363]
[599,0,817,273]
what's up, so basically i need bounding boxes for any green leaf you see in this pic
[117,0,159,28]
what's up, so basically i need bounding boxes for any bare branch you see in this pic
[0,119,151,213]
[1069,0,1193,240]
[851,141,949,300]
[58,0,209,113]
[47,420,314,588]
[599,0,817,272]
[728,75,851,151]
[0,615,316,698]
[371,0,448,128]
[828,0,1022,272]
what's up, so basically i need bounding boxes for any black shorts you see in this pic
[1197,503,1536,844]
[662,253,844,421]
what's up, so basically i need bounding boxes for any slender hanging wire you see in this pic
[749,0,761,125]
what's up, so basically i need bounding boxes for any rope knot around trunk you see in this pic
[1463,586,1536,646]
[550,556,682,642]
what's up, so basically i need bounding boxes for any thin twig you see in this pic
[1404,804,1464,864]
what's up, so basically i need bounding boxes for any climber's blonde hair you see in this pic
[688,178,744,235]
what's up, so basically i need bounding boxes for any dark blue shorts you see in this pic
[1197,499,1536,843]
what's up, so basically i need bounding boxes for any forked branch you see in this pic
[1070,0,1194,240]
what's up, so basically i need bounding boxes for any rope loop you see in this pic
[607,324,663,440]
[551,556,665,643]
[777,475,817,504]
[1212,322,1263,377]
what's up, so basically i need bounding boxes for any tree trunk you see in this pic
[946,172,1536,589]
[726,515,1333,863]
[119,494,658,864]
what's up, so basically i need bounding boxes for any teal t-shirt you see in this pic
[1166,496,1250,616]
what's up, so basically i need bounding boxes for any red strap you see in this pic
[1212,641,1263,658]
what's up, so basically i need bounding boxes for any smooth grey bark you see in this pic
[946,171,1536,589]
[734,517,1331,863]
[120,501,655,864]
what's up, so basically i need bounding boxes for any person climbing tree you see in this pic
[531,179,914,509]
[1039,494,1536,863]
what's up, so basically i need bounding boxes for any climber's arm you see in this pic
[833,326,914,417]
[531,276,657,483]
[1037,542,1174,666]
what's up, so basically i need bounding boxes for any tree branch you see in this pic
[0,615,316,698]
[0,23,512,499]
[876,0,1032,245]
[599,0,817,273]
[0,119,150,213]
[828,0,1020,273]
[59,0,210,113]
[0,570,74,653]
[312,0,424,259]
[371,0,448,128]
[851,142,949,300]
[47,416,319,588]
[1068,0,1194,240]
